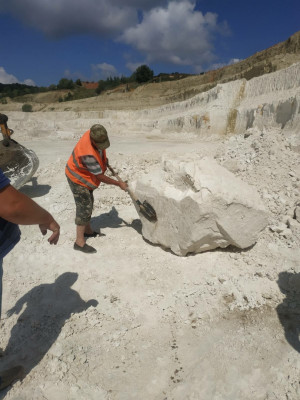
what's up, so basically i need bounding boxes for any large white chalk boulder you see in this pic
[131,155,268,256]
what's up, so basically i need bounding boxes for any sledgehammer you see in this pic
[107,163,157,223]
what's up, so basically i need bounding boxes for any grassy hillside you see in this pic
[1,30,299,112]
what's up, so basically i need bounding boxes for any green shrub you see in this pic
[65,92,74,101]
[57,78,74,90]
[135,65,153,83]
[22,103,32,112]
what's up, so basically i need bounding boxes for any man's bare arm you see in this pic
[0,184,60,244]
[97,174,128,191]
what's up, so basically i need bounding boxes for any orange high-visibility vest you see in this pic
[65,130,107,190]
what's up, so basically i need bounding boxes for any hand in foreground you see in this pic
[39,219,60,244]
[119,181,128,191]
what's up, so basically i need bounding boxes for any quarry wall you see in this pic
[6,62,300,140]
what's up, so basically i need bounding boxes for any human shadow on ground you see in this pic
[0,272,97,397]
[276,271,300,353]
[19,177,51,198]
[91,206,142,235]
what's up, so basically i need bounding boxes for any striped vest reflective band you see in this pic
[65,130,107,190]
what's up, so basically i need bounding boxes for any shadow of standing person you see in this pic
[91,206,142,235]
[0,272,98,394]
[276,271,300,353]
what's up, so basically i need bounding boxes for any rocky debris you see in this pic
[215,124,300,250]
[295,202,300,222]
[287,217,300,236]
[132,156,268,256]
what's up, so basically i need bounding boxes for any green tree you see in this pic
[96,80,106,94]
[75,79,82,86]
[57,78,74,90]
[135,65,154,83]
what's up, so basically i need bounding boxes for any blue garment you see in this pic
[0,168,21,258]
[0,258,2,319]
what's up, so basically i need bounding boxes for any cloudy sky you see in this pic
[0,0,299,86]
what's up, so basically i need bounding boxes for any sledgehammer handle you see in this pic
[107,163,139,202]
[107,163,157,222]
[107,163,125,184]
[107,163,120,179]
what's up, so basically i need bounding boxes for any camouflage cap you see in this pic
[90,124,110,150]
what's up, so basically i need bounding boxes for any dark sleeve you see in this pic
[0,168,10,190]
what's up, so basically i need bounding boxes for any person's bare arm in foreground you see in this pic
[0,184,60,244]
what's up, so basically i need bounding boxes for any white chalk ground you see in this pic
[1,65,300,399]
[0,131,299,400]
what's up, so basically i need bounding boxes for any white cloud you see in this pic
[91,63,118,80]
[0,0,138,38]
[120,1,227,69]
[209,58,242,72]
[126,61,145,72]
[23,78,36,86]
[0,1,230,72]
[0,66,35,85]
[110,0,167,9]
[0,67,19,84]
[0,0,169,37]
[229,58,242,65]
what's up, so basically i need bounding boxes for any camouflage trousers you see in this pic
[66,176,94,226]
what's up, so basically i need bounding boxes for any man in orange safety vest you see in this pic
[66,124,127,253]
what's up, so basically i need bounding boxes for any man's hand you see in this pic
[118,181,128,191]
[39,219,60,245]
